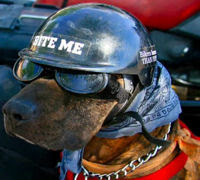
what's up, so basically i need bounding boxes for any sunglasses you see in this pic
[13,58,123,95]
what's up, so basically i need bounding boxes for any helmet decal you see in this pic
[139,45,157,65]
[31,34,91,57]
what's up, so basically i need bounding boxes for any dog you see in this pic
[2,4,200,180]
[3,76,200,180]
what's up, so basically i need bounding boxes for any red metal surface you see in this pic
[36,0,64,8]
[36,0,200,30]
[67,0,200,30]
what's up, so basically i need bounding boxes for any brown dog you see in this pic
[3,77,200,180]
[2,4,200,180]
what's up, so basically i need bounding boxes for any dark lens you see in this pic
[55,71,109,94]
[13,58,43,81]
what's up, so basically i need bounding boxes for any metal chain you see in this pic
[77,123,171,180]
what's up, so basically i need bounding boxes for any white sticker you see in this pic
[32,35,85,56]
[139,46,157,65]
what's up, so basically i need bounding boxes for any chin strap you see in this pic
[116,111,171,147]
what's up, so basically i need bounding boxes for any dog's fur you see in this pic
[3,78,117,150]
[3,77,200,179]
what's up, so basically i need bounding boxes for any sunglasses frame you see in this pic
[13,58,110,94]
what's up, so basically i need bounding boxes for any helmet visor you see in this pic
[55,71,109,94]
[13,58,43,81]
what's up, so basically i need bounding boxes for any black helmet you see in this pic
[17,3,157,87]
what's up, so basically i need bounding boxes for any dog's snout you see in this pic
[3,100,36,122]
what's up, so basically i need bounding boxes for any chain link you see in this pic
[80,123,171,180]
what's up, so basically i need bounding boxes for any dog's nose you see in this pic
[3,100,36,122]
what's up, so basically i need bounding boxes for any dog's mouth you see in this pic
[14,133,36,145]
[4,106,115,151]
[3,111,85,150]
[3,112,56,149]
[3,79,118,151]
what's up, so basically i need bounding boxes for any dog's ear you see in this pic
[3,78,118,150]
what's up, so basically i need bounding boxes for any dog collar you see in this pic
[64,120,200,180]
[78,123,171,180]
[66,151,187,180]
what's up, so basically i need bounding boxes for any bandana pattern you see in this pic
[59,62,182,179]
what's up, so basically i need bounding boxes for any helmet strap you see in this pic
[115,111,171,147]
[103,77,140,126]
